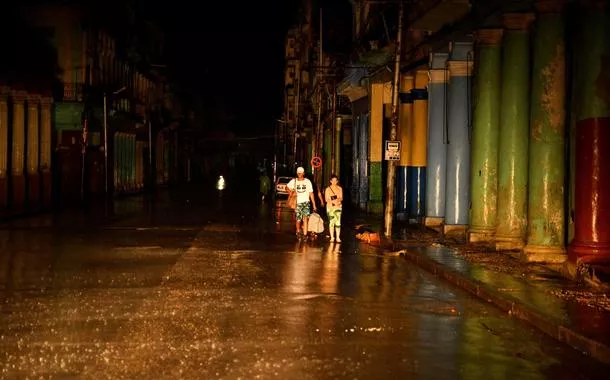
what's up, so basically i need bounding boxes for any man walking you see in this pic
[287,167,317,240]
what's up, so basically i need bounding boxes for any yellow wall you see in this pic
[27,97,40,174]
[11,93,26,175]
[25,7,86,87]
[0,97,8,177]
[412,69,429,167]
[25,6,152,107]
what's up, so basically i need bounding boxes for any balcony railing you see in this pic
[63,82,84,102]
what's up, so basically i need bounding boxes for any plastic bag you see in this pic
[307,212,325,234]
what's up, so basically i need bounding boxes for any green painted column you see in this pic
[368,82,384,213]
[303,138,313,171]
[124,133,129,190]
[113,133,118,190]
[323,128,331,185]
[524,0,567,262]
[120,133,127,191]
[163,140,170,182]
[469,29,504,244]
[130,134,136,191]
[121,133,126,190]
[306,141,312,172]
[496,13,535,251]
[369,161,383,212]
[334,117,342,179]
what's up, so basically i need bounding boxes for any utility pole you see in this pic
[383,1,404,237]
[103,86,126,197]
[273,120,278,183]
[148,120,153,189]
[313,7,323,184]
[283,90,288,167]
[294,57,301,167]
[103,93,108,195]
[330,80,337,176]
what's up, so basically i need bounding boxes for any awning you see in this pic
[400,0,511,70]
[337,65,369,102]
[338,41,397,103]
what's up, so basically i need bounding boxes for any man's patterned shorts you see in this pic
[295,201,311,221]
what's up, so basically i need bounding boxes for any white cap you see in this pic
[296,166,305,174]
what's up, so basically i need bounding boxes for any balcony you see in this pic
[337,62,368,103]
[62,82,84,102]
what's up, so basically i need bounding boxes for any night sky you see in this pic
[145,1,299,137]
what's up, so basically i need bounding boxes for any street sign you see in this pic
[311,156,323,169]
[385,140,401,161]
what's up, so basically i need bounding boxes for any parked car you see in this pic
[275,176,293,197]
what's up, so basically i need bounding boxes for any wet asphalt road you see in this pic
[0,187,606,379]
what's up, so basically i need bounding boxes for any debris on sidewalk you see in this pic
[351,214,610,358]
[354,224,381,245]
[385,249,407,257]
[548,288,610,313]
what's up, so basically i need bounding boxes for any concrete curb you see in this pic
[395,249,610,365]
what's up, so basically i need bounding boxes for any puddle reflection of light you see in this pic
[216,175,226,190]
[274,200,295,233]
[320,244,340,294]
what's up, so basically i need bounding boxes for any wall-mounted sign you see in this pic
[385,140,400,161]
[54,102,84,131]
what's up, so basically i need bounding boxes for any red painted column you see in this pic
[40,93,54,210]
[27,93,41,210]
[10,87,27,215]
[0,85,9,216]
[568,0,610,264]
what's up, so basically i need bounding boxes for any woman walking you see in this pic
[324,174,343,242]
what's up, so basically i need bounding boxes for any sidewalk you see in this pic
[350,214,610,364]
[0,192,160,230]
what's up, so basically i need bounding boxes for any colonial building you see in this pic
[281,0,352,187]
[0,1,186,218]
[334,0,610,278]
[282,21,312,171]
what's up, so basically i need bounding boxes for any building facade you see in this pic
[281,0,352,188]
[284,0,610,277]
[0,1,187,218]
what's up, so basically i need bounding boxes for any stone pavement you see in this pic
[3,187,610,371]
[395,244,610,364]
[0,194,153,230]
[6,188,609,378]
[347,217,610,365]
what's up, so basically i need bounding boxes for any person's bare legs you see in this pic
[302,216,309,237]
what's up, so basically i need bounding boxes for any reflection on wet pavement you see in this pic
[407,246,610,351]
[0,190,607,379]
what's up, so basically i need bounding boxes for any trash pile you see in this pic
[354,224,381,245]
